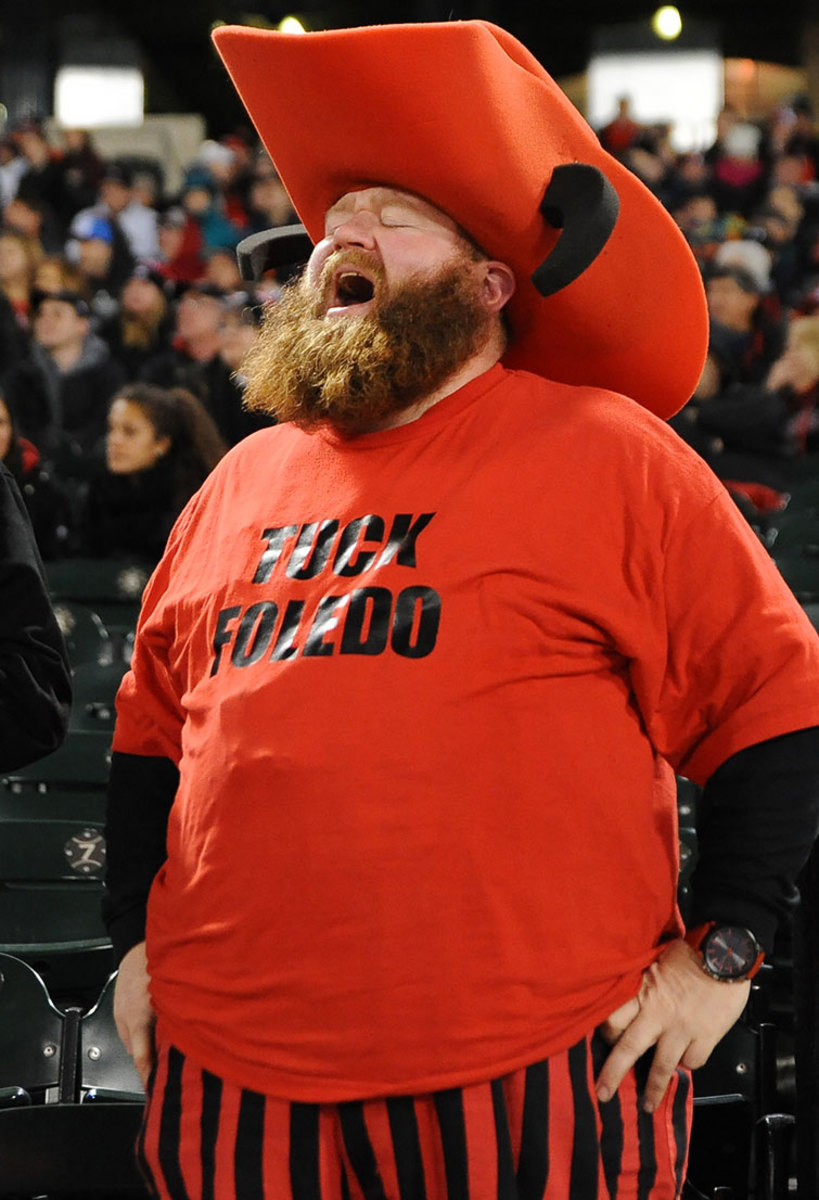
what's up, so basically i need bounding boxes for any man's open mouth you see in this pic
[328,269,376,313]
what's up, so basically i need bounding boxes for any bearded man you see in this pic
[104,21,819,1200]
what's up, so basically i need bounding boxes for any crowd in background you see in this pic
[0,92,818,565]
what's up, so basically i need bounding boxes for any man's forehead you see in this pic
[325,186,455,226]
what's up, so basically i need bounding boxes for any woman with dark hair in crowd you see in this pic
[0,390,72,559]
[78,383,227,563]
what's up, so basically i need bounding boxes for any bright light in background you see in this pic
[588,49,722,151]
[278,16,306,34]
[55,67,144,128]
[652,6,683,40]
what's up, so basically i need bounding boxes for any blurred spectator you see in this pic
[77,383,227,562]
[0,390,72,558]
[13,122,69,233]
[0,288,29,374]
[705,263,786,391]
[664,151,712,207]
[706,110,769,217]
[748,196,811,303]
[98,264,174,377]
[0,139,27,209]
[712,238,773,293]
[155,205,206,284]
[203,247,244,294]
[1,289,125,471]
[72,162,160,263]
[33,254,85,296]
[672,192,745,268]
[3,193,63,254]
[140,281,263,444]
[598,96,643,156]
[0,228,42,330]
[219,293,262,375]
[179,177,243,254]
[245,166,298,233]
[783,98,819,182]
[70,211,135,319]
[692,314,819,490]
[187,138,251,232]
[59,128,106,217]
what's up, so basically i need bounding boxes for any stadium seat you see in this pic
[3,728,113,790]
[767,512,819,555]
[771,553,819,602]
[46,557,151,646]
[52,599,114,667]
[0,736,114,1005]
[69,660,129,731]
[0,953,148,1197]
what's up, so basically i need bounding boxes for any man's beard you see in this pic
[240,248,493,435]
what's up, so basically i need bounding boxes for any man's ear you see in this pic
[481,261,516,314]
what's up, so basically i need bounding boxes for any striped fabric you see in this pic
[137,1036,691,1200]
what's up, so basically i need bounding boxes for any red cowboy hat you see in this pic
[212,20,707,418]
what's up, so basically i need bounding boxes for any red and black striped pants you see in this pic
[138,1035,691,1200]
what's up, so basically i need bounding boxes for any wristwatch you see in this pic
[684,922,765,982]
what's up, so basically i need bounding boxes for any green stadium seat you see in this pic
[52,600,113,667]
[69,661,129,732]
[0,954,147,1196]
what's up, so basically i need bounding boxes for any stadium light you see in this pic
[652,6,683,40]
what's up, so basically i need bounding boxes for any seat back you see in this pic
[69,661,129,732]
[53,599,113,667]
[0,954,64,1096]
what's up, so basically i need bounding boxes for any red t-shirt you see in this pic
[114,364,819,1100]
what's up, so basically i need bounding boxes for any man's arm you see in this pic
[597,727,819,1110]
[102,750,179,962]
[102,750,179,1084]
[0,465,71,772]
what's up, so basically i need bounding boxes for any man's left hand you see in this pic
[595,938,751,1112]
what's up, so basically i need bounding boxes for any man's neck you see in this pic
[367,331,504,433]
[48,341,84,371]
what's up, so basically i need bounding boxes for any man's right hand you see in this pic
[113,940,155,1087]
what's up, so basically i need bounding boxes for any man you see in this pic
[1,290,125,470]
[105,21,819,1200]
[71,161,160,264]
[704,263,786,392]
[140,280,268,444]
[70,210,135,320]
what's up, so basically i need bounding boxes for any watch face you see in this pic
[703,925,758,979]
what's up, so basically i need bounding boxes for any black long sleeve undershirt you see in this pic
[102,728,819,965]
[102,751,178,963]
[689,726,819,953]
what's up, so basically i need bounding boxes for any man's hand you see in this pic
[595,938,751,1113]
[113,940,156,1088]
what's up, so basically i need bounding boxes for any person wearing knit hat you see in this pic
[104,21,819,1200]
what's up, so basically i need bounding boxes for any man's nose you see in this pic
[331,211,378,249]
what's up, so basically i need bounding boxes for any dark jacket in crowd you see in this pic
[0,464,71,772]
[691,382,819,491]
[3,435,73,560]
[98,310,175,379]
[140,346,266,445]
[1,335,125,472]
[78,455,179,565]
